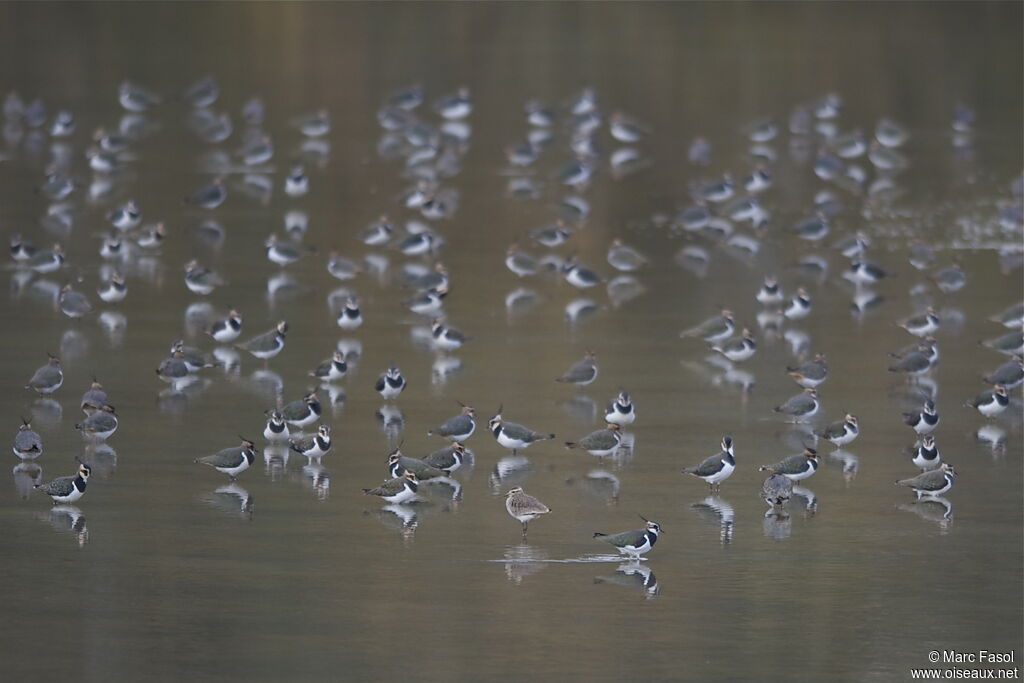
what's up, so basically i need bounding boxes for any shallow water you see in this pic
[0,3,1022,682]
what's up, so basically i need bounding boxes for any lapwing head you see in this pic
[387,452,401,465]
[797,287,810,299]
[170,338,184,353]
[184,259,198,272]
[239,438,256,450]
[47,353,61,365]
[317,425,331,438]
[814,352,826,361]
[403,471,418,482]
[458,403,475,417]
[74,456,92,479]
[803,448,818,460]
[332,351,346,363]
[584,349,597,361]
[387,365,400,378]
[922,435,935,448]
[430,319,444,332]
[923,399,936,413]
[741,328,754,341]
[721,309,734,321]
[941,463,956,475]
[846,414,858,426]
[805,388,818,397]
[489,404,503,429]
[110,272,125,285]
[926,306,938,316]
[506,487,523,497]
[19,417,31,430]
[345,296,359,309]
[303,391,318,403]
[994,385,1008,397]
[264,234,278,247]
[617,390,630,403]
[270,411,284,423]
[763,275,778,287]
[452,442,466,454]
[100,404,116,415]
[276,321,289,335]
[639,515,662,533]
[722,435,733,451]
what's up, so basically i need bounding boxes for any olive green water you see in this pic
[0,3,1021,682]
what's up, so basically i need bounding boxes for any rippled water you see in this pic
[1,3,1021,681]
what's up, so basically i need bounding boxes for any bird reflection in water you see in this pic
[300,456,330,502]
[97,311,127,347]
[792,485,818,515]
[763,510,792,541]
[431,356,462,386]
[38,505,89,547]
[489,456,533,495]
[263,444,290,479]
[691,496,735,545]
[248,369,284,401]
[565,469,621,506]
[975,424,1007,457]
[201,483,254,520]
[504,287,541,319]
[503,543,548,585]
[421,476,462,508]
[31,398,62,429]
[828,449,859,485]
[594,563,659,600]
[12,462,44,499]
[376,404,404,442]
[558,393,597,424]
[83,443,117,479]
[365,503,420,544]
[898,496,953,533]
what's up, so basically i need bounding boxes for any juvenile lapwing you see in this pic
[762,473,793,508]
[309,351,348,382]
[423,442,468,473]
[911,435,941,471]
[755,276,784,305]
[488,407,555,455]
[773,388,819,420]
[26,354,63,395]
[74,404,118,440]
[281,391,322,428]
[759,448,819,481]
[787,354,828,388]
[97,272,127,303]
[505,487,551,538]
[594,516,662,560]
[681,435,736,492]
[680,309,735,342]
[183,260,224,295]
[375,366,406,400]
[903,400,939,435]
[207,309,242,343]
[604,390,636,426]
[195,438,257,480]
[35,460,91,505]
[562,256,603,288]
[966,385,1009,418]
[783,288,812,320]
[896,463,956,499]
[565,423,622,457]
[362,471,418,504]
[556,350,598,386]
[427,403,475,441]
[237,321,288,360]
[263,411,289,442]
[290,425,332,459]
[818,414,859,448]
[13,418,42,459]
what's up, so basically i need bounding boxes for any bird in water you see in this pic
[195,438,257,480]
[594,516,662,561]
[505,487,551,539]
[35,459,91,504]
[680,436,736,492]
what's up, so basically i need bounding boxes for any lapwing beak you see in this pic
[638,514,649,523]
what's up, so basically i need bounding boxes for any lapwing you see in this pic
[9,234,37,262]
[327,252,362,281]
[290,425,332,459]
[604,390,636,426]
[281,391,321,428]
[562,256,602,288]
[430,319,470,351]
[427,403,475,441]
[787,354,828,388]
[263,410,290,442]
[911,435,941,471]
[783,288,813,320]
[74,404,118,440]
[265,234,309,266]
[434,86,471,119]
[25,244,65,274]
[983,355,1023,389]
[896,463,956,499]
[773,388,819,420]
[133,222,166,250]
[680,309,735,342]
[237,321,288,360]
[556,350,598,386]
[26,354,63,395]
[118,81,160,112]
[195,438,257,480]
[529,221,572,247]
[762,473,793,508]
[488,407,555,455]
[966,385,1009,418]
[184,260,224,295]
[818,414,859,448]
[362,471,418,504]
[309,351,348,383]
[13,418,42,459]
[759,448,819,481]
[404,283,448,315]
[97,272,127,303]
[292,108,330,137]
[755,276,784,305]
[505,245,539,278]
[156,350,191,382]
[423,442,468,473]
[989,302,1024,329]
[172,340,218,372]
[284,164,309,197]
[888,343,936,378]
[899,307,940,337]
[208,308,243,343]
[359,216,394,246]
[903,400,939,435]
[109,199,142,231]
[59,285,92,318]
[681,435,736,491]
[594,516,662,560]
[375,366,406,400]
[711,328,757,362]
[505,487,551,538]
[565,423,622,457]
[35,460,91,504]
[981,329,1024,357]
[846,259,888,285]
[336,297,363,330]
[184,178,227,209]
[606,238,648,272]
[386,448,447,480]
[931,263,966,293]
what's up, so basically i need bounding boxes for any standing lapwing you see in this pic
[594,516,662,560]
[681,436,736,492]
[759,448,819,482]
[896,463,956,499]
[488,406,555,455]
[35,459,91,504]
[195,438,257,480]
